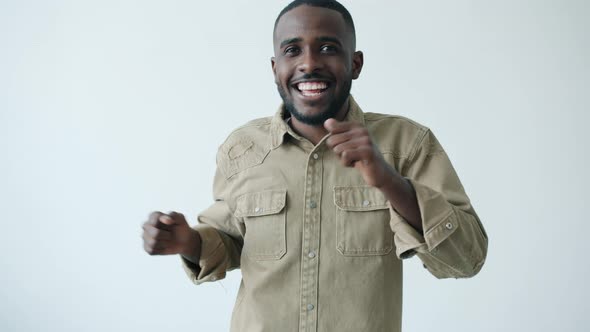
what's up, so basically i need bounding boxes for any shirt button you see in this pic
[445,222,453,230]
[254,207,261,213]
[313,153,319,160]
[307,304,314,311]
[362,200,370,207]
[308,251,316,259]
[309,201,317,209]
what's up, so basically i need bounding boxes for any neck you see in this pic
[289,98,350,145]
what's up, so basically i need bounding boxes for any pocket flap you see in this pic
[235,189,287,217]
[334,186,388,211]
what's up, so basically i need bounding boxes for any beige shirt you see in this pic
[182,96,488,332]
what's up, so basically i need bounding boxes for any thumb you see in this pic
[324,118,337,131]
[158,214,178,226]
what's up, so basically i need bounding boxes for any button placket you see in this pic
[299,147,323,332]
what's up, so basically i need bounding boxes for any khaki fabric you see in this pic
[182,96,488,332]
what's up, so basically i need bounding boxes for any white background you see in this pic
[1,0,588,331]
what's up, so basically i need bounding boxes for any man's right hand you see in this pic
[142,211,201,262]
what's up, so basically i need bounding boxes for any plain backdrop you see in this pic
[1,0,589,331]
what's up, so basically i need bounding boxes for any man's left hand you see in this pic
[324,118,395,188]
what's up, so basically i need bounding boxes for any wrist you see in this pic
[375,162,402,192]
[181,229,202,263]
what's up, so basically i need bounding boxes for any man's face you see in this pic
[272,5,363,126]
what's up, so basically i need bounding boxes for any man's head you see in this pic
[274,0,357,50]
[272,0,363,126]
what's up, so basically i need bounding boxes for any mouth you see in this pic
[291,81,332,100]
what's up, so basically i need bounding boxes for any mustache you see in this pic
[293,73,330,81]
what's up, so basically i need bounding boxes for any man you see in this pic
[142,0,488,331]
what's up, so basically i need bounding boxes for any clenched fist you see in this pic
[324,118,394,188]
[142,211,201,262]
[324,118,423,230]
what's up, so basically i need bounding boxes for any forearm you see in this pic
[181,224,244,285]
[418,207,488,278]
[180,229,202,264]
[379,166,423,234]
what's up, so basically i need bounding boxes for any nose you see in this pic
[297,50,323,74]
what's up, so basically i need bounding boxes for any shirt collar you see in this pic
[269,95,365,150]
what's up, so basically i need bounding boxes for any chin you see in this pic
[287,102,340,126]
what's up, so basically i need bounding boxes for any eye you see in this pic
[284,46,300,56]
[320,45,338,54]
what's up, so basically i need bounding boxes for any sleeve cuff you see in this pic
[181,224,227,285]
[389,178,458,259]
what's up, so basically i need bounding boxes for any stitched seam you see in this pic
[408,128,429,163]
[225,149,271,180]
[424,209,455,238]
[234,189,286,217]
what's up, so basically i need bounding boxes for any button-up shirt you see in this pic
[181,96,488,332]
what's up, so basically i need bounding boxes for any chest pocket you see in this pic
[334,186,394,256]
[235,189,287,261]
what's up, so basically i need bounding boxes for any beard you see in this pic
[277,77,352,126]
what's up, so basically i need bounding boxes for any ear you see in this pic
[271,56,278,83]
[351,51,364,80]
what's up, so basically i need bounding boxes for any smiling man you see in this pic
[142,1,488,331]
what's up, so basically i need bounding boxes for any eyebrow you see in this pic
[279,36,343,49]
[316,36,342,47]
[280,37,302,49]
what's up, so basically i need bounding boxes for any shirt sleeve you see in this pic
[389,128,488,279]
[181,164,245,285]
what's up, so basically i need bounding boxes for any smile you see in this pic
[294,81,331,98]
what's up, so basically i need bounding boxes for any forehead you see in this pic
[274,5,349,46]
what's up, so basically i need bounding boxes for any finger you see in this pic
[144,241,169,255]
[154,214,174,231]
[168,211,187,226]
[159,214,181,226]
[142,232,156,248]
[340,146,373,167]
[143,235,160,254]
[144,241,157,255]
[158,245,181,255]
[326,130,355,149]
[143,234,174,255]
[324,118,356,134]
[332,136,371,155]
[146,211,164,226]
[143,224,173,241]
[326,126,367,148]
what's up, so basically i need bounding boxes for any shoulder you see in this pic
[364,112,429,133]
[216,116,273,179]
[364,112,431,159]
[222,116,273,144]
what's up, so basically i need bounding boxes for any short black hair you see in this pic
[274,0,356,48]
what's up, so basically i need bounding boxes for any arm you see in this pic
[142,158,244,285]
[389,129,488,278]
[324,118,422,230]
[180,164,245,285]
[324,119,488,279]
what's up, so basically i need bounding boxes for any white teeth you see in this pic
[301,90,323,97]
[297,82,328,91]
